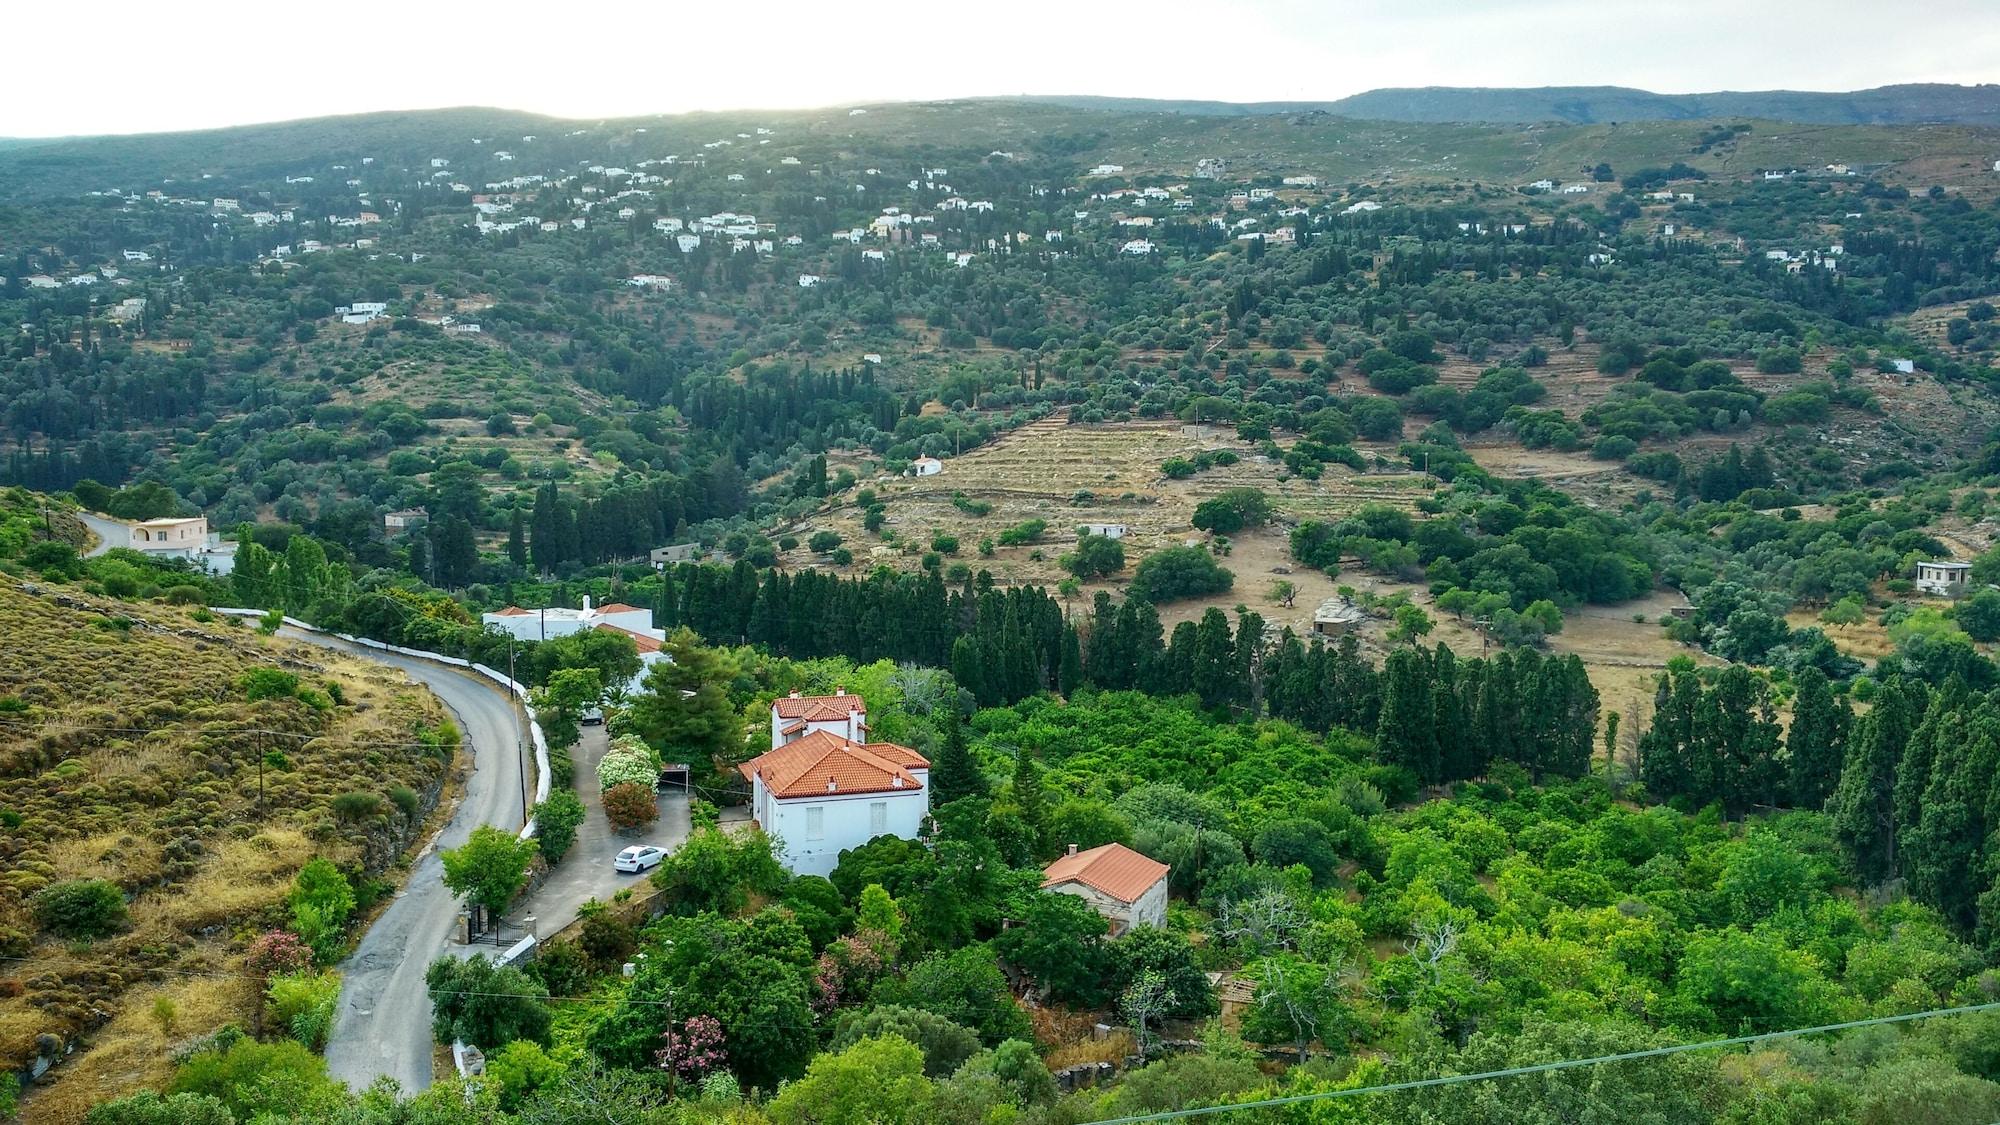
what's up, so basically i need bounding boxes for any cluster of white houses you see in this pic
[732,689,1169,930]
[479,597,670,694]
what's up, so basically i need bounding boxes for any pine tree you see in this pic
[1785,668,1848,809]
[931,713,987,806]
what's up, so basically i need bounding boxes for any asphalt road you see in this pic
[279,628,528,1093]
[519,725,690,935]
[75,510,126,556]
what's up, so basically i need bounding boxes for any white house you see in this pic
[126,516,208,552]
[120,516,236,575]
[1891,358,1916,375]
[1916,561,1974,597]
[1041,843,1170,934]
[1120,239,1156,256]
[383,507,428,530]
[769,689,868,748]
[1090,164,1125,176]
[909,456,943,477]
[1079,522,1127,539]
[738,731,930,876]
[798,274,822,288]
[482,597,668,693]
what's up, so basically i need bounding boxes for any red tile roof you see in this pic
[595,602,646,615]
[594,623,661,653]
[773,691,868,721]
[494,606,532,616]
[738,731,928,799]
[1042,843,1169,904]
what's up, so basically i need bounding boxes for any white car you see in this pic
[614,845,665,873]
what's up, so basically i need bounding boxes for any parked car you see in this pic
[580,706,605,725]
[614,844,665,873]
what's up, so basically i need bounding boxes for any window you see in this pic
[805,806,825,841]
[869,801,888,835]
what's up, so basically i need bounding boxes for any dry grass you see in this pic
[0,578,448,1113]
[23,973,255,1125]
[1046,1028,1137,1070]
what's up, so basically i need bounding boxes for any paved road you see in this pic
[518,725,689,935]
[76,510,128,557]
[280,628,528,1093]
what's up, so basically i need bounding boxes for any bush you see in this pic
[331,791,385,823]
[604,782,659,832]
[1061,532,1125,580]
[238,668,300,702]
[1191,488,1272,534]
[265,970,340,1050]
[597,734,659,792]
[533,789,587,862]
[32,879,128,939]
[425,955,551,1049]
[1128,547,1234,604]
[387,786,421,820]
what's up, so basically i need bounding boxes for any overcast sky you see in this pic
[6,0,1999,138]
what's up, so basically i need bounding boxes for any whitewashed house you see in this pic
[909,456,943,477]
[1916,561,1973,597]
[738,730,930,876]
[1079,522,1127,539]
[482,598,669,693]
[1042,843,1169,934]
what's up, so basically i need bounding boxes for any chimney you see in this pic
[1067,843,1079,857]
[827,776,837,793]
[835,686,845,696]
[789,690,800,699]
[893,775,903,788]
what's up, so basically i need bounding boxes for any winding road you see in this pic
[280,628,528,1093]
[76,510,128,557]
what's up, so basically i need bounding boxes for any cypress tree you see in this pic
[1057,626,1083,698]
[1011,748,1048,855]
[1831,679,1923,884]
[507,508,527,567]
[1785,668,1848,809]
[1375,647,1439,785]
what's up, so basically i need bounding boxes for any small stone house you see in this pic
[1041,843,1169,934]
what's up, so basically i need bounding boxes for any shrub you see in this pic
[265,970,340,1050]
[331,791,385,823]
[238,668,300,702]
[604,782,659,832]
[1128,547,1234,604]
[387,786,421,821]
[32,879,128,939]
[425,955,551,1049]
[533,789,586,862]
[1062,532,1125,580]
[527,939,592,997]
[245,930,312,975]
[597,734,660,792]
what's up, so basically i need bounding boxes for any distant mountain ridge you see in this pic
[1016,84,2000,126]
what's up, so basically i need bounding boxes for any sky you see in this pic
[6,0,2000,138]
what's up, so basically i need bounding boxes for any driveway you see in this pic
[279,628,528,1093]
[510,724,690,938]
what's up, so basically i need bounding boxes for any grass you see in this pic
[0,577,450,1118]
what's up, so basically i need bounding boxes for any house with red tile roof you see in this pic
[738,730,929,875]
[1042,843,1170,933]
[768,688,868,750]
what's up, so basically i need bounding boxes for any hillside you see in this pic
[0,573,455,1120]
[1320,83,2000,125]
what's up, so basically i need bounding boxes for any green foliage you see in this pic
[426,954,552,1049]
[533,788,587,862]
[31,878,129,939]
[1128,547,1233,603]
[1061,531,1125,580]
[439,825,538,918]
[770,1035,934,1125]
[265,969,340,1050]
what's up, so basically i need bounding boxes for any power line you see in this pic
[1082,999,2000,1125]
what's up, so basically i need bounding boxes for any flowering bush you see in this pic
[657,1013,727,1084]
[603,782,658,832]
[245,930,313,975]
[597,735,660,792]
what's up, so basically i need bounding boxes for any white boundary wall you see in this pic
[213,608,551,838]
